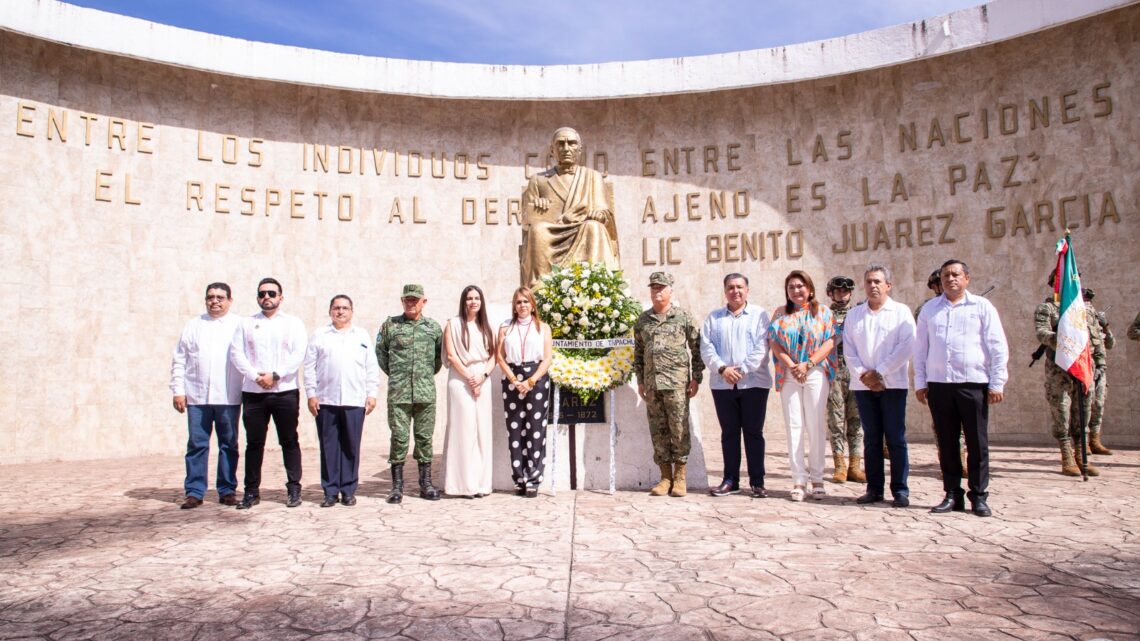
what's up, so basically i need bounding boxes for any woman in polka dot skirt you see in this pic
[494,287,553,497]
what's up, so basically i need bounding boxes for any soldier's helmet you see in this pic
[826,276,855,294]
[927,270,941,290]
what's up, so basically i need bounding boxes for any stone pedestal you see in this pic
[491,379,709,493]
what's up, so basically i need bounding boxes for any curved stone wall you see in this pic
[1,0,1137,462]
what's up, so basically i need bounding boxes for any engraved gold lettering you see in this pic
[94,170,112,202]
[187,181,204,211]
[1060,90,1080,124]
[15,102,35,137]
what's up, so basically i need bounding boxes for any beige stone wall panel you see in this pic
[0,3,1137,462]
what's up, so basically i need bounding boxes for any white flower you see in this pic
[618,323,628,333]
[561,297,572,309]
[560,280,572,291]
[592,283,601,291]
[552,312,563,322]
[578,316,589,327]
[543,303,552,312]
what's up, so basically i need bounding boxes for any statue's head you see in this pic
[550,127,582,167]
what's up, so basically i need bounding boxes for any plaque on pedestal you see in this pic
[559,390,606,424]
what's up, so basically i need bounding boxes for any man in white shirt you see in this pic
[700,273,773,498]
[170,282,243,509]
[304,295,380,507]
[843,265,916,508]
[915,259,1009,517]
[229,277,308,509]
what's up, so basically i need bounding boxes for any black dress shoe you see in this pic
[236,494,260,510]
[891,495,910,508]
[855,493,884,504]
[286,490,302,508]
[751,486,767,498]
[180,496,203,510]
[320,496,338,508]
[525,487,538,498]
[971,499,992,517]
[515,486,527,497]
[710,481,740,497]
[341,494,356,506]
[930,493,965,513]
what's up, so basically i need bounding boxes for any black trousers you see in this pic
[242,390,302,494]
[502,362,550,489]
[926,382,989,502]
[711,387,769,489]
[315,405,365,499]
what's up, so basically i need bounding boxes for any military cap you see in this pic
[401,284,425,299]
[1082,288,1095,301]
[648,272,674,287]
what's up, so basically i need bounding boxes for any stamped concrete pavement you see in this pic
[1,438,1137,640]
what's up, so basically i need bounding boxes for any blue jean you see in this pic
[855,389,909,498]
[185,404,240,499]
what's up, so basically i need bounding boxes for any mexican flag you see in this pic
[1052,234,1094,393]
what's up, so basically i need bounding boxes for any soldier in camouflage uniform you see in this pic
[824,276,865,484]
[1067,289,1114,455]
[377,284,444,503]
[634,271,704,498]
[1034,274,1099,477]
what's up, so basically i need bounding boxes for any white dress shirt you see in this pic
[229,311,308,393]
[699,303,773,390]
[170,312,243,405]
[914,291,1009,392]
[304,324,381,407]
[843,298,916,391]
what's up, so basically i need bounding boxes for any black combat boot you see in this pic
[418,462,441,501]
[387,464,404,504]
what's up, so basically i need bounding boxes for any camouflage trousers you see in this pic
[1045,370,1087,444]
[1067,369,1107,438]
[645,388,691,465]
[388,402,436,465]
[826,366,863,455]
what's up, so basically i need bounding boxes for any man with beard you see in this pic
[229,277,308,509]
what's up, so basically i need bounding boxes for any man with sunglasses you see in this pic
[229,277,308,509]
[170,282,243,509]
[824,275,866,484]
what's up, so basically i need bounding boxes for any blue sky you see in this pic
[64,0,984,65]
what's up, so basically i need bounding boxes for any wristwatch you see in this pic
[718,365,727,375]
[271,372,280,382]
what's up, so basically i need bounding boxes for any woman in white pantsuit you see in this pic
[442,285,497,497]
[768,271,836,502]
